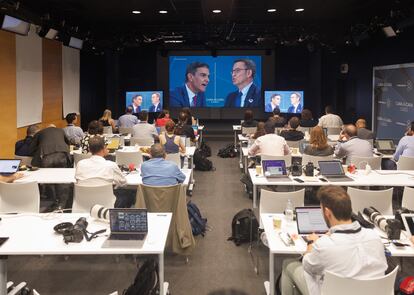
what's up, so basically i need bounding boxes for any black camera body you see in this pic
[291,164,302,176]
[304,162,314,176]
[363,207,402,240]
[62,217,88,244]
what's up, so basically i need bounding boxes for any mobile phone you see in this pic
[0,237,9,246]
[293,178,304,183]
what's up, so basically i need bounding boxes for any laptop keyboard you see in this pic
[109,233,146,240]
[325,176,353,182]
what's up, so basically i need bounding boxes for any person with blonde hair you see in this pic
[99,109,116,132]
[303,126,334,156]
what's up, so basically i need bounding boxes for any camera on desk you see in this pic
[363,207,402,240]
[54,217,88,244]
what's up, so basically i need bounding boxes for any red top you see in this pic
[156,117,171,127]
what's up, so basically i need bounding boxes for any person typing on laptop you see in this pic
[281,186,387,295]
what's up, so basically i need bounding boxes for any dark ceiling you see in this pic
[2,0,414,51]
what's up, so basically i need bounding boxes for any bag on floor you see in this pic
[194,149,213,171]
[227,209,259,246]
[240,173,253,198]
[217,143,237,158]
[199,142,212,157]
[123,259,159,295]
[187,201,208,236]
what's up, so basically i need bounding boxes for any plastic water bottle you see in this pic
[285,199,294,222]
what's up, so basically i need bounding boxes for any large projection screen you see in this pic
[373,63,414,141]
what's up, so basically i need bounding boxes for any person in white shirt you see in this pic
[318,105,343,128]
[75,136,135,208]
[248,121,290,156]
[281,186,387,295]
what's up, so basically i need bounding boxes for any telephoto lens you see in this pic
[90,205,110,222]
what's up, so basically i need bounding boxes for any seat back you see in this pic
[261,154,292,167]
[14,155,33,166]
[130,137,154,147]
[349,156,382,170]
[397,156,414,170]
[73,183,115,213]
[115,150,143,167]
[259,189,305,228]
[118,127,133,135]
[321,266,398,295]
[165,153,181,168]
[103,126,112,135]
[274,128,282,135]
[297,126,310,134]
[286,140,300,148]
[326,127,342,135]
[402,186,414,210]
[0,181,40,213]
[242,127,257,136]
[302,154,334,168]
[73,153,92,167]
[347,187,393,215]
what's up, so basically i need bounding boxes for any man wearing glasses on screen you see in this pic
[287,92,303,113]
[225,59,261,108]
[170,62,209,108]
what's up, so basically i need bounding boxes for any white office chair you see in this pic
[165,153,181,168]
[103,126,113,135]
[274,128,282,135]
[327,127,342,135]
[72,183,115,213]
[302,154,334,168]
[14,155,33,166]
[130,137,154,147]
[115,150,143,167]
[286,140,300,149]
[259,189,305,228]
[347,187,393,215]
[261,154,292,167]
[0,181,40,213]
[118,127,133,135]
[242,127,257,136]
[321,266,399,295]
[297,126,310,134]
[397,156,414,170]
[402,186,414,210]
[349,156,382,170]
[73,152,92,167]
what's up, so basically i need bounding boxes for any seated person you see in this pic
[99,109,117,133]
[159,120,186,154]
[75,136,135,208]
[355,118,374,140]
[63,113,84,145]
[303,126,334,156]
[300,109,317,127]
[384,122,414,169]
[132,111,159,143]
[174,111,196,142]
[182,107,197,126]
[81,120,104,154]
[318,105,343,128]
[141,144,186,186]
[251,122,266,140]
[15,124,39,156]
[118,106,139,128]
[334,124,372,164]
[248,121,290,156]
[156,110,171,127]
[268,108,286,127]
[281,186,387,295]
[241,109,258,128]
[280,117,304,141]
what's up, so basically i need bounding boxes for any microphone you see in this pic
[90,205,110,222]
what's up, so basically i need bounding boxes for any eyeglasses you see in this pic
[231,68,248,75]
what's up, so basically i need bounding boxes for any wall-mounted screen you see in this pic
[125,91,163,113]
[264,90,304,114]
[169,55,262,108]
[1,15,30,36]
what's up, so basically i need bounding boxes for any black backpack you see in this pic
[217,144,237,158]
[187,201,208,236]
[193,149,213,171]
[199,142,212,157]
[123,259,159,295]
[228,209,259,246]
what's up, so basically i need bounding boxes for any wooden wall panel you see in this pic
[0,31,16,157]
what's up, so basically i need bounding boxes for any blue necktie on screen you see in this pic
[234,91,243,107]
[192,95,197,107]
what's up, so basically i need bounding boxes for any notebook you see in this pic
[318,160,353,182]
[0,159,21,175]
[262,160,290,180]
[375,139,395,155]
[296,206,329,235]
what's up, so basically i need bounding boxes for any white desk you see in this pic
[0,213,172,295]
[249,169,414,208]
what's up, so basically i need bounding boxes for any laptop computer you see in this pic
[296,206,329,235]
[262,160,291,181]
[108,208,148,240]
[106,137,120,150]
[0,159,21,175]
[375,139,396,155]
[318,160,354,182]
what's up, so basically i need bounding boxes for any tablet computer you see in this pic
[401,213,414,237]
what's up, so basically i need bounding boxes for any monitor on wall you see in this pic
[264,90,304,114]
[125,91,163,113]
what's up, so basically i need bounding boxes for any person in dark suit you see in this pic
[15,124,39,156]
[287,92,303,113]
[265,93,281,112]
[225,59,261,108]
[170,62,209,108]
[129,94,142,114]
[149,92,162,112]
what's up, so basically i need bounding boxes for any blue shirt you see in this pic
[394,135,414,161]
[141,158,186,186]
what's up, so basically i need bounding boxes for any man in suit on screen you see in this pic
[265,93,281,113]
[287,92,303,113]
[130,94,142,114]
[149,92,162,112]
[225,59,261,108]
[169,62,209,107]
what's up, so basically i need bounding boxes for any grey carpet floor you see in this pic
[6,140,413,294]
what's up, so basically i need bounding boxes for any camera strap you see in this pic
[333,227,362,234]
[83,229,107,241]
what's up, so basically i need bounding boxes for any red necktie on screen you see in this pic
[192,95,197,107]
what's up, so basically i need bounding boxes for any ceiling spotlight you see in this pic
[159,10,168,14]
[212,9,221,13]
[267,8,277,13]
[132,10,141,14]
[295,8,305,12]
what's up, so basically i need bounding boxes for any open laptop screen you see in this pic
[0,159,21,174]
[262,160,287,176]
[318,161,344,176]
[376,140,395,150]
[296,207,329,234]
[109,209,148,233]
